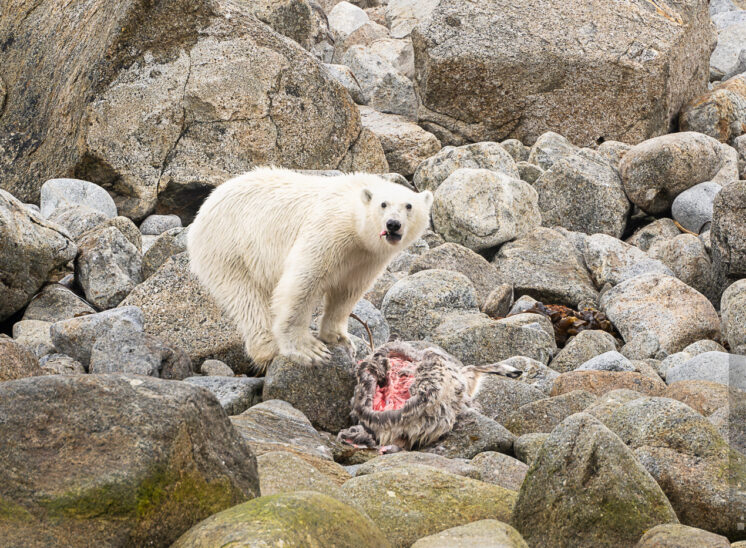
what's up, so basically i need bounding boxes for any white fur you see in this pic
[187,167,433,371]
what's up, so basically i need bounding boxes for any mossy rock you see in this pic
[342,464,517,548]
[512,413,678,547]
[172,491,391,548]
[0,375,258,547]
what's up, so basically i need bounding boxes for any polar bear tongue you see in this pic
[379,230,388,238]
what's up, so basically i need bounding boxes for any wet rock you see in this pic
[722,279,746,354]
[583,234,673,288]
[636,524,730,548]
[120,253,251,373]
[411,1,713,146]
[0,336,42,381]
[342,465,516,548]
[626,218,682,252]
[576,351,634,372]
[39,353,85,375]
[355,452,480,480]
[424,410,515,459]
[411,520,528,548]
[666,351,746,390]
[139,214,181,235]
[504,390,597,436]
[432,168,540,252]
[620,132,724,215]
[492,228,599,308]
[680,73,746,144]
[359,106,441,176]
[409,242,502,307]
[534,149,630,238]
[600,273,721,355]
[0,374,259,548]
[230,400,334,461]
[12,320,55,359]
[172,491,388,548]
[382,269,478,340]
[512,413,678,547]
[551,370,666,397]
[0,190,77,321]
[712,180,746,287]
[76,225,142,310]
[39,178,117,219]
[550,330,618,373]
[50,306,144,369]
[513,433,548,465]
[263,346,355,433]
[412,141,519,193]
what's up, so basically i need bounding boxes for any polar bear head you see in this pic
[358,176,433,253]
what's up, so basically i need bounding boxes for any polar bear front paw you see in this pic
[319,327,353,349]
[283,336,332,366]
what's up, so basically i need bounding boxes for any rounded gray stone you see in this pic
[40,178,117,219]
[671,181,721,234]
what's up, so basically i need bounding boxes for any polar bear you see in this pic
[187,167,433,373]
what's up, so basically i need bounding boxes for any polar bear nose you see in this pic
[386,219,401,232]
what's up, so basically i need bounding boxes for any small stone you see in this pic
[712,180,746,287]
[550,370,666,397]
[596,140,631,169]
[527,132,579,170]
[141,227,188,279]
[347,299,389,347]
[626,218,682,252]
[50,306,144,369]
[325,63,366,104]
[0,336,42,381]
[89,330,193,379]
[481,284,513,318]
[671,181,721,234]
[470,452,528,492]
[550,330,618,373]
[183,376,263,415]
[328,1,369,38]
[139,214,182,235]
[200,359,234,376]
[680,72,746,144]
[38,353,85,375]
[648,234,717,302]
[39,178,117,219]
[500,356,560,395]
[576,351,634,372]
[12,320,55,358]
[423,410,516,459]
[516,161,544,183]
[636,524,730,548]
[47,205,108,240]
[583,233,673,288]
[474,378,546,422]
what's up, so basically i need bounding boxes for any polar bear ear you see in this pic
[361,188,373,204]
[421,190,433,206]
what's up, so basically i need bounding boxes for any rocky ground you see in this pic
[1,0,746,546]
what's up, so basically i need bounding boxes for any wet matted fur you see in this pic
[338,341,521,450]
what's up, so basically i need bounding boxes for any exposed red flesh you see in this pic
[372,356,415,411]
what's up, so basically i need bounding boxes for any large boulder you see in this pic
[512,413,678,547]
[0,374,259,548]
[619,132,724,215]
[712,180,746,287]
[0,190,77,321]
[534,149,630,238]
[172,492,389,548]
[600,273,721,355]
[411,0,714,146]
[432,168,540,252]
[0,0,366,221]
[722,279,746,354]
[120,253,251,373]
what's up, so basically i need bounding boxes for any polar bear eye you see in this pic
[381,202,387,209]
[406,203,412,210]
